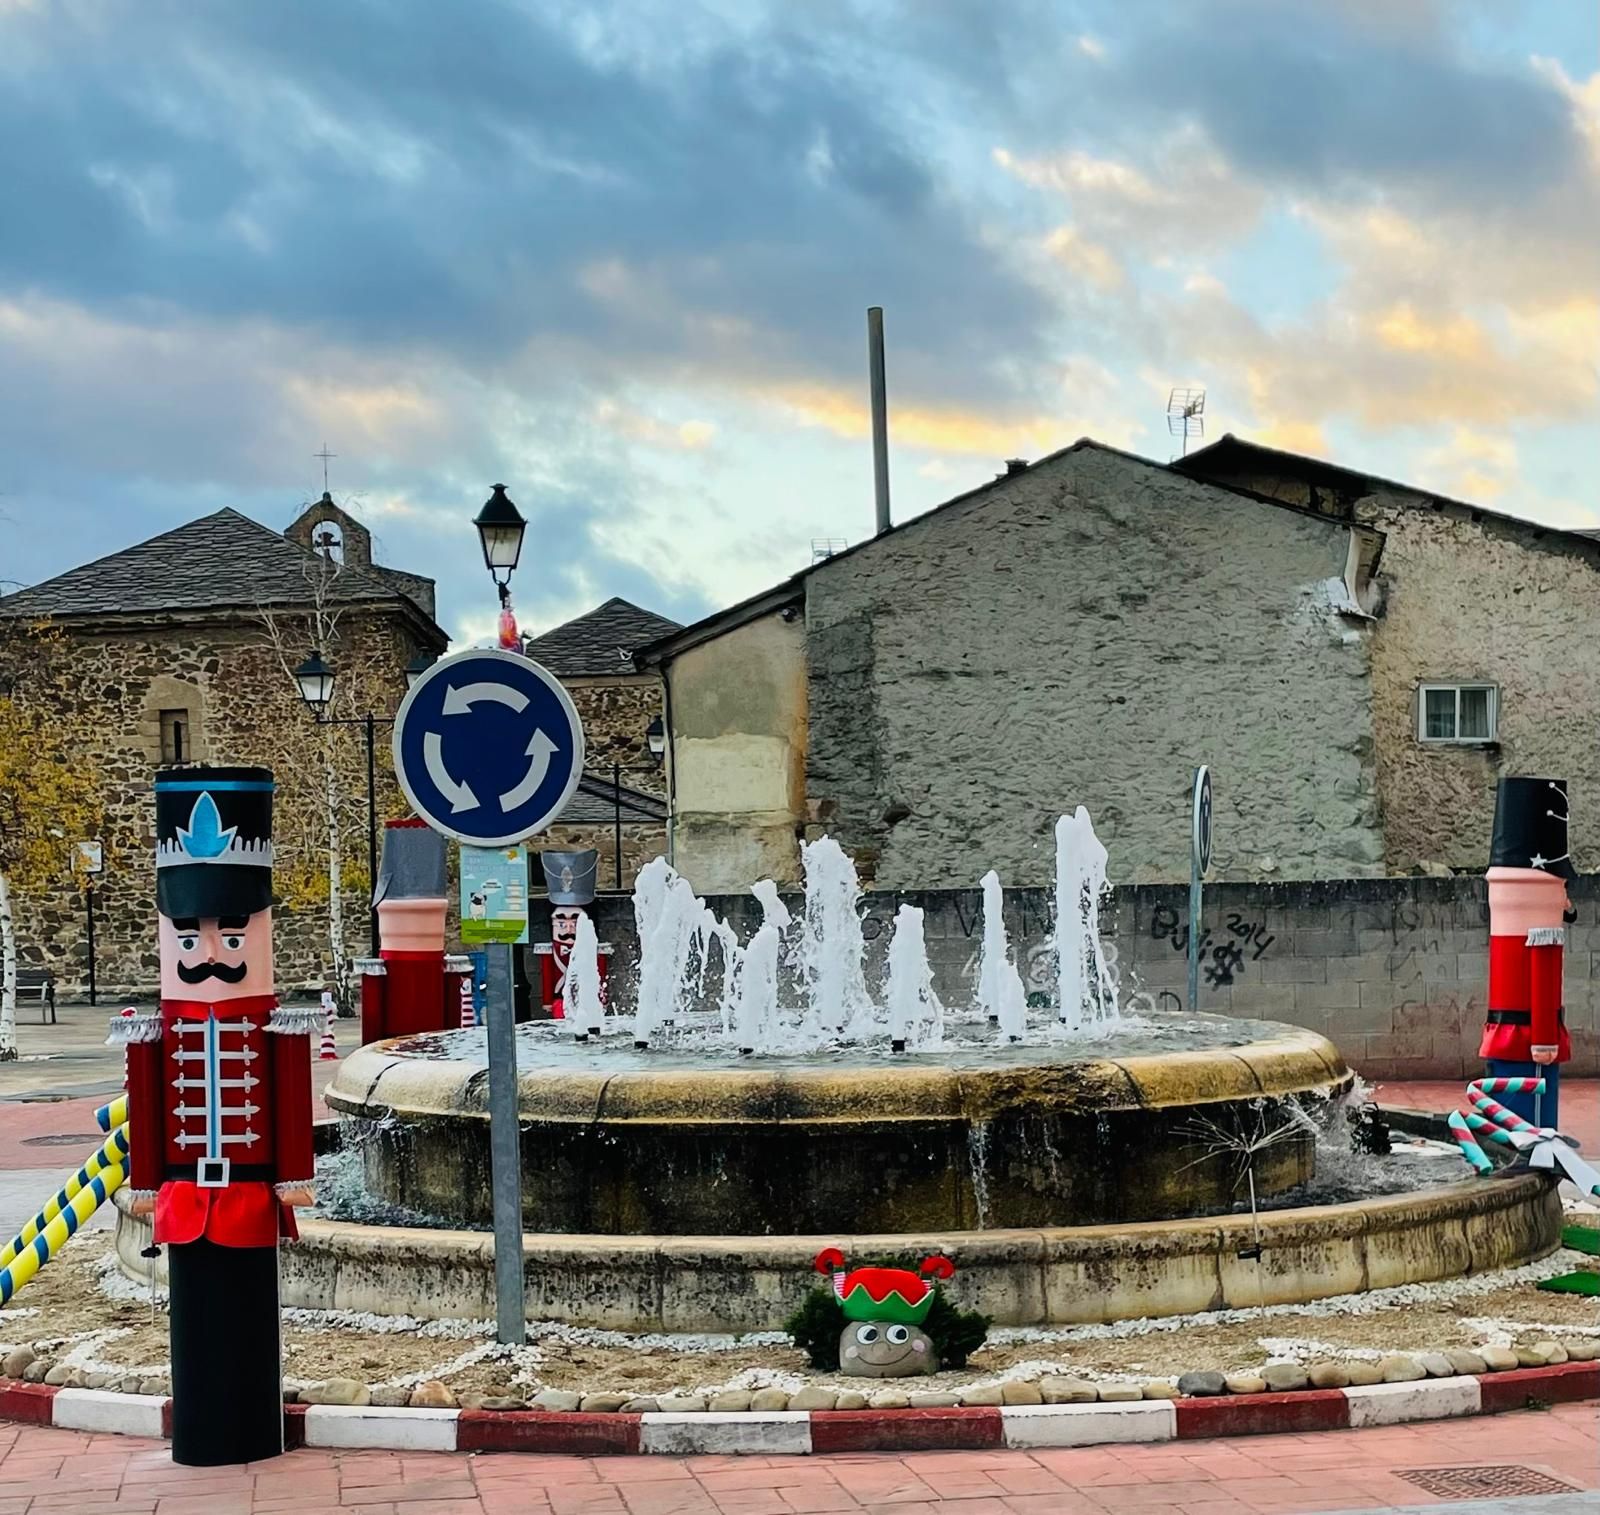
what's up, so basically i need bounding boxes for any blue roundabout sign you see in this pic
[392,648,585,846]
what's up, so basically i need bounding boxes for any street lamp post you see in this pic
[292,648,437,956]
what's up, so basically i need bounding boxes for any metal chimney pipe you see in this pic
[867,306,891,535]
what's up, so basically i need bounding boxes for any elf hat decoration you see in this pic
[814,1248,956,1327]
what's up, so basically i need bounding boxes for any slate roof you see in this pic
[0,507,434,621]
[555,771,668,826]
[522,597,681,677]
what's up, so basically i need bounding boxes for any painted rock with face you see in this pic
[838,1320,938,1378]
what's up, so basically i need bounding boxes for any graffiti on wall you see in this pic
[1148,904,1275,988]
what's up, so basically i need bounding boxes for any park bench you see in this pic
[14,967,56,1024]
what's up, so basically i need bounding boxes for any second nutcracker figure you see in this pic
[110,766,315,1467]
[358,818,472,1043]
[1480,776,1575,1129]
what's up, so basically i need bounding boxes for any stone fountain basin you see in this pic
[322,1017,1354,1234]
[113,1173,1562,1333]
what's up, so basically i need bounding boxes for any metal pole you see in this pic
[365,714,379,957]
[613,762,623,891]
[85,886,96,1007]
[1186,850,1201,1014]
[867,307,891,536]
[484,941,525,1344]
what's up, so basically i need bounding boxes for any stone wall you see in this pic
[563,675,665,799]
[535,820,665,894]
[803,444,1383,889]
[3,607,437,997]
[581,873,1600,1080]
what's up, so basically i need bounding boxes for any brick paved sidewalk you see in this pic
[2,1403,1595,1514]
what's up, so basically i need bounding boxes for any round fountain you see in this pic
[119,811,1563,1331]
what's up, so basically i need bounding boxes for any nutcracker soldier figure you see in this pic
[1480,776,1575,1130]
[358,819,472,1043]
[109,767,315,1466]
[534,849,610,1018]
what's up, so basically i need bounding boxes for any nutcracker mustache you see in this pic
[175,959,249,985]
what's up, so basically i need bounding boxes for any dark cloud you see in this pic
[0,0,1050,403]
[1093,0,1584,206]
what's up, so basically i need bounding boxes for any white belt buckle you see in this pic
[196,1157,231,1188]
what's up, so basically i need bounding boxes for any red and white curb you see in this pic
[3,1364,1596,1455]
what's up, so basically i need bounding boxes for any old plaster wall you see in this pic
[4,609,431,996]
[666,609,808,891]
[1196,456,1600,874]
[1359,495,1600,873]
[803,445,1384,888]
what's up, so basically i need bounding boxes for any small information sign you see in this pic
[460,843,530,945]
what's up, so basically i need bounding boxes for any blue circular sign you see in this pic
[392,648,586,846]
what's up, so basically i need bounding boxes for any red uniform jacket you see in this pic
[1480,930,1571,1063]
[359,952,471,1044]
[118,995,316,1248]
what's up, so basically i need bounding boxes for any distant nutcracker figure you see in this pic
[1481,776,1575,1130]
[109,766,315,1466]
[534,849,610,1019]
[357,819,472,1044]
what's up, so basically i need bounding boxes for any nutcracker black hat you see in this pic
[373,818,447,904]
[1490,776,1575,879]
[154,765,275,919]
[541,848,598,907]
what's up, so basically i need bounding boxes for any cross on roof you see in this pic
[314,444,337,491]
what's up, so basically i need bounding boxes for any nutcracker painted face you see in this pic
[552,906,582,947]
[158,909,275,1000]
[154,767,276,1001]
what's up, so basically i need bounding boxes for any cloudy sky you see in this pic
[1,0,1595,646]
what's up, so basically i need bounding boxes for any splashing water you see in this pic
[566,912,605,1040]
[1054,807,1119,1030]
[732,923,782,1054]
[885,904,944,1051]
[752,880,792,932]
[796,837,874,1039]
[977,870,1029,1043]
[633,872,712,1046]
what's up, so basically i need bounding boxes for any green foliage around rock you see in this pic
[783,1263,991,1372]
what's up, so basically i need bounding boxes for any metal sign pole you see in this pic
[85,885,97,1008]
[484,941,524,1344]
[1187,766,1211,1014]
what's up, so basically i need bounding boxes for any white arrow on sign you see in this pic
[424,732,479,813]
[441,682,530,717]
[498,729,558,812]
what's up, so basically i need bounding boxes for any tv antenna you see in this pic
[1166,388,1206,458]
[811,537,848,564]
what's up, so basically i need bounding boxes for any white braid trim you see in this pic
[1526,926,1565,946]
[266,1005,325,1036]
[274,1180,314,1200]
[106,1011,163,1046]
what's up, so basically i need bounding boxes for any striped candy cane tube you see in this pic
[0,1159,126,1306]
[1461,1110,1517,1146]
[1469,1076,1546,1097]
[1448,1111,1494,1174]
[94,1094,128,1133]
[0,1124,130,1271]
[1466,1084,1546,1134]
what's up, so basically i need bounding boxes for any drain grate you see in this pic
[1398,1465,1578,1499]
[20,1132,103,1147]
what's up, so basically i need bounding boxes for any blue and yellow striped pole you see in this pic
[0,1159,125,1306]
[0,1124,129,1271]
[95,1095,128,1133]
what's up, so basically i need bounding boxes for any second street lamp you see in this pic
[292,647,422,957]
[473,484,527,601]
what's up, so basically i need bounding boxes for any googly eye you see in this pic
[855,1324,879,1344]
[178,935,199,953]
[222,935,244,951]
[887,1325,910,1344]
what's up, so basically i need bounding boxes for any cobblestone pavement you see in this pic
[1,1404,1597,1513]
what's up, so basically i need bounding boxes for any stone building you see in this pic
[0,495,447,994]
[640,437,1600,893]
[522,597,675,888]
